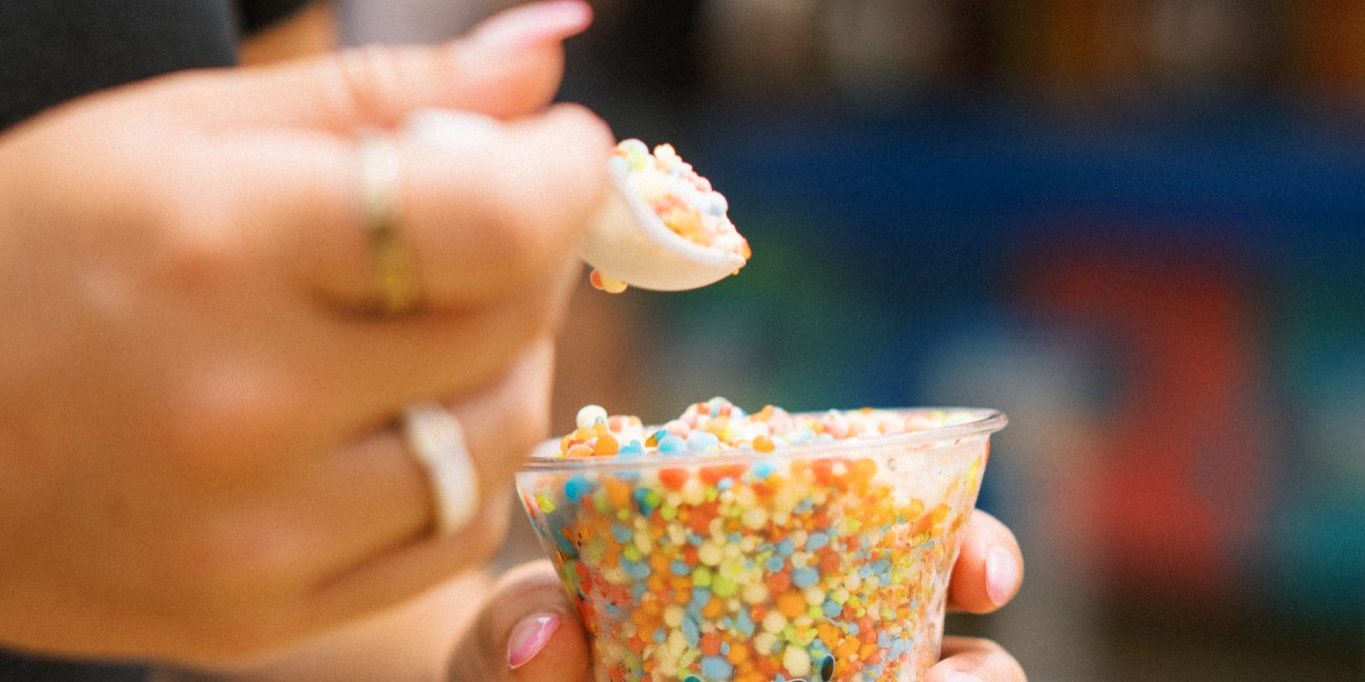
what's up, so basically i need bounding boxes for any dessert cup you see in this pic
[516,408,1005,682]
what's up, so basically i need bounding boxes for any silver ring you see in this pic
[402,402,478,535]
[358,133,420,314]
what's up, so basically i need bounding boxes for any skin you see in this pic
[3,2,1027,679]
[0,0,608,666]
[173,511,1024,682]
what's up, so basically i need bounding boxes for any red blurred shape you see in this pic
[1020,229,1269,603]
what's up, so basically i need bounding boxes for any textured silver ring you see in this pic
[401,402,478,535]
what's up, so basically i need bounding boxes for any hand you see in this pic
[449,510,1026,681]
[0,0,610,665]
[926,510,1027,682]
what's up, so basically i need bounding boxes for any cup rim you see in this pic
[520,407,1007,472]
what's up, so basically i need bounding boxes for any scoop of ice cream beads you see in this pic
[582,140,750,294]
[517,397,1005,682]
[401,112,747,294]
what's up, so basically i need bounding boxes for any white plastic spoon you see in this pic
[578,152,746,291]
[407,110,747,292]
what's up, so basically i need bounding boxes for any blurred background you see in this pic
[344,1,1365,680]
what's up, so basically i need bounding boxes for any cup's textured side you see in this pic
[517,434,991,682]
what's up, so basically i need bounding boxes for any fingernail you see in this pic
[985,546,1019,607]
[506,612,561,670]
[472,0,593,51]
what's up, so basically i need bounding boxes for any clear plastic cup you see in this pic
[516,408,1006,682]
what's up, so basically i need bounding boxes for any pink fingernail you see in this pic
[506,612,561,670]
[472,0,593,51]
[985,546,1019,607]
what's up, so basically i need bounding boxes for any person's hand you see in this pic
[926,510,1027,682]
[0,0,611,665]
[450,510,1026,682]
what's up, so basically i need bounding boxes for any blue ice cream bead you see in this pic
[633,487,658,516]
[658,434,686,455]
[622,559,650,580]
[752,460,776,479]
[700,656,734,681]
[735,609,756,637]
[682,616,700,647]
[563,475,592,504]
[686,430,720,453]
[792,567,820,589]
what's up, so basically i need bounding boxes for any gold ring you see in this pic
[358,133,420,314]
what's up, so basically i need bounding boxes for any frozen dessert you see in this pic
[588,140,750,294]
[517,397,1005,681]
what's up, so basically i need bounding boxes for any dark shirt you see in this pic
[0,0,310,131]
[0,4,311,682]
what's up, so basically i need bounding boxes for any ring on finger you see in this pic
[357,132,421,314]
[402,402,479,534]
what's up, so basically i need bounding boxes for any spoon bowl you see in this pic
[579,156,746,291]
[407,110,745,292]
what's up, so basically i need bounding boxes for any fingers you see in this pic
[446,561,592,682]
[323,103,610,309]
[310,255,581,427]
[298,340,559,627]
[228,101,612,311]
[153,103,607,440]
[926,637,1027,682]
[135,0,592,130]
[180,572,496,681]
[947,510,1024,614]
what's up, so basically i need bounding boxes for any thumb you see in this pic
[135,0,593,131]
[448,561,593,682]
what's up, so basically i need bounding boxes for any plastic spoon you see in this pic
[577,152,746,291]
[407,110,747,292]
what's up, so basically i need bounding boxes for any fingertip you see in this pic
[213,14,573,133]
[449,0,599,121]
[948,510,1024,613]
[925,666,984,682]
[503,101,615,239]
[504,610,592,681]
[506,611,561,670]
[448,39,568,121]
[985,544,1021,608]
[390,104,610,304]
[543,102,615,145]
[487,562,592,681]
[523,102,616,176]
[466,0,594,53]
[549,102,615,197]
[934,636,1028,682]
